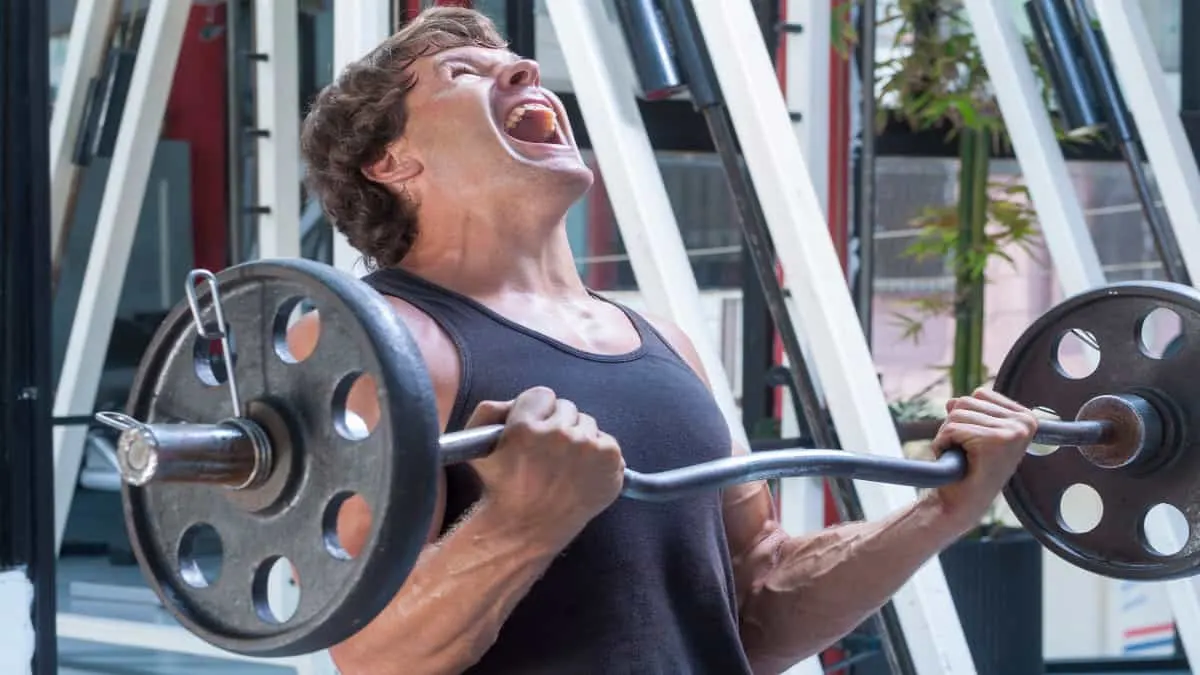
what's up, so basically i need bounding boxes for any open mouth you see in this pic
[503,102,565,146]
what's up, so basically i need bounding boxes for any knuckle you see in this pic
[996,426,1024,443]
[506,417,541,438]
[521,385,557,401]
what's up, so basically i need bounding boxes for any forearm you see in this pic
[331,500,565,675]
[737,493,967,674]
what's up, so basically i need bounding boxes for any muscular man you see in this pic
[294,7,1037,674]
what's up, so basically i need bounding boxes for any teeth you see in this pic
[505,102,556,131]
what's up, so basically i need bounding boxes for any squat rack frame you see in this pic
[1,0,57,672]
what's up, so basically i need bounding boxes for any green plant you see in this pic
[839,0,1096,532]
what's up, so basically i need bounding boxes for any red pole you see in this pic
[162,4,228,272]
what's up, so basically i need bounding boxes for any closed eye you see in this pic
[448,64,478,79]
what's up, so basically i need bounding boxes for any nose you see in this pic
[500,59,541,89]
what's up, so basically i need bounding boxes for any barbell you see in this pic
[93,257,1200,658]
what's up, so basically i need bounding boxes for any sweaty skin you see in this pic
[299,37,1038,675]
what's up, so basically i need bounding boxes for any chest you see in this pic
[477,294,643,356]
[456,349,731,473]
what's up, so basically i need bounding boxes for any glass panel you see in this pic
[567,150,744,292]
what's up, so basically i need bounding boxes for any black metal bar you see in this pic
[1181,0,1200,226]
[53,415,100,427]
[226,0,247,266]
[612,0,687,100]
[1067,0,1190,285]
[740,250,777,439]
[852,0,877,338]
[643,2,917,674]
[0,0,58,670]
[504,0,536,60]
[1182,0,1200,113]
[1024,0,1104,133]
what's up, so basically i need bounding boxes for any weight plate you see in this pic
[121,258,442,656]
[995,280,1200,580]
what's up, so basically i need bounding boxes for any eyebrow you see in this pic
[434,50,519,69]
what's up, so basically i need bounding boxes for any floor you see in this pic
[56,555,298,675]
[53,554,1192,675]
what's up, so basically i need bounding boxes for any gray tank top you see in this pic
[362,267,753,674]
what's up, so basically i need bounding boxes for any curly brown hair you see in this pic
[300,7,507,270]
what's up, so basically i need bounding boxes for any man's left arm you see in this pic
[645,316,1036,674]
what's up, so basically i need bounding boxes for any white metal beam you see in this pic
[49,0,121,267]
[778,0,834,553]
[782,0,830,217]
[961,0,1106,295]
[689,0,975,672]
[58,614,333,674]
[1090,0,1200,662]
[52,0,192,551]
[253,0,303,258]
[544,0,749,465]
[331,0,392,274]
[1092,0,1200,279]
[547,9,819,670]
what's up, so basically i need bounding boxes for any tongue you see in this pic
[508,108,557,144]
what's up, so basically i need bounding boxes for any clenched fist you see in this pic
[929,388,1038,530]
[464,386,625,546]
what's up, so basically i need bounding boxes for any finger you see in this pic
[595,430,623,456]
[971,387,1031,414]
[464,400,513,428]
[930,422,994,453]
[508,386,558,423]
[952,395,1032,421]
[947,408,1031,431]
[575,412,599,439]
[548,397,581,428]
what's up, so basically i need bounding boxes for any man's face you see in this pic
[397,45,593,200]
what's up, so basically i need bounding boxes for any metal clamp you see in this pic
[186,269,242,418]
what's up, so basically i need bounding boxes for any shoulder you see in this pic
[286,293,462,429]
[637,311,713,388]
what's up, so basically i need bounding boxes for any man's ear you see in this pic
[362,145,422,185]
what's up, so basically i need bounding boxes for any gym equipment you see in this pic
[94,257,1198,657]
[995,281,1198,580]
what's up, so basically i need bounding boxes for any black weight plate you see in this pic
[995,280,1200,580]
[121,258,441,656]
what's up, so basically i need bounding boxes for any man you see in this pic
[294,7,1037,674]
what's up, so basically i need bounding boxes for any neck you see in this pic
[398,198,586,300]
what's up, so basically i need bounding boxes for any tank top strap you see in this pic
[588,293,695,369]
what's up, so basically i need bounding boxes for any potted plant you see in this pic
[836,1,1098,672]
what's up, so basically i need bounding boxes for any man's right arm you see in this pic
[331,488,569,674]
[287,299,621,675]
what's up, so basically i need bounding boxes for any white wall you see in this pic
[0,569,34,675]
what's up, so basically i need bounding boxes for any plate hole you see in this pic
[1143,503,1190,556]
[178,523,222,589]
[332,372,379,441]
[253,556,300,624]
[274,297,319,364]
[323,492,372,560]
[1028,407,1061,456]
[193,325,238,386]
[1054,328,1100,380]
[1139,307,1183,360]
[1058,483,1103,534]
